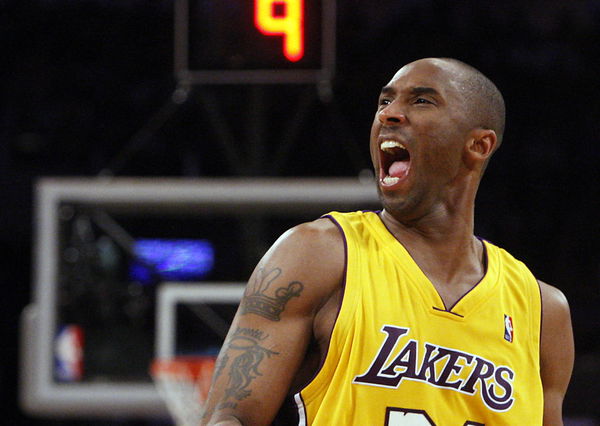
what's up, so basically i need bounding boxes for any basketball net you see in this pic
[151,356,216,426]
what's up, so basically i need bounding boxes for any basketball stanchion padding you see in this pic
[151,356,216,426]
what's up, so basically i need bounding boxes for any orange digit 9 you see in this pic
[254,0,304,62]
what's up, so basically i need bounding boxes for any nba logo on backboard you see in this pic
[504,314,514,343]
[54,324,84,381]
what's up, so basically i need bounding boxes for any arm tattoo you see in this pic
[213,328,268,384]
[212,353,229,383]
[240,267,304,321]
[214,327,279,410]
[225,336,278,400]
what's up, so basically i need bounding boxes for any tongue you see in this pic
[389,160,409,178]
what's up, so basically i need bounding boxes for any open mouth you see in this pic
[380,140,411,185]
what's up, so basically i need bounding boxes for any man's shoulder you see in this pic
[259,217,346,300]
[294,215,341,234]
[279,216,344,250]
[537,279,570,315]
[481,238,533,273]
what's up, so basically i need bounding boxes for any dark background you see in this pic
[2,0,599,424]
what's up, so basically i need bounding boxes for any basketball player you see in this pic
[201,58,574,425]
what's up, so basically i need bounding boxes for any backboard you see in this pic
[20,177,378,418]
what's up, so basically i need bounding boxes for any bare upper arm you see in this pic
[201,217,345,426]
[539,280,574,425]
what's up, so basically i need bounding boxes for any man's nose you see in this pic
[378,103,407,125]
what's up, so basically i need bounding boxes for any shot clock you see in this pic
[174,0,336,84]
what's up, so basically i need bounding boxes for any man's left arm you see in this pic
[538,280,575,426]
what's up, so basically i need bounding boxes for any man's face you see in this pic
[370,59,471,221]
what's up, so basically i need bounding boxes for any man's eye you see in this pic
[414,98,432,105]
[379,98,392,106]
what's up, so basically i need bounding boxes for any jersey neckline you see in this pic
[363,211,500,318]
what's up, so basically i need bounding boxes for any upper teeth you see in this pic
[380,140,406,153]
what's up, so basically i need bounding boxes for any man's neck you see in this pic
[379,208,485,307]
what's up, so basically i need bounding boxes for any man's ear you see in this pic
[464,128,498,169]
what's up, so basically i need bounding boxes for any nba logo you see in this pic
[54,325,84,381]
[504,314,514,343]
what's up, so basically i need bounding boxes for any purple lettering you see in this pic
[353,325,409,387]
[415,343,445,384]
[380,339,419,380]
[460,357,494,394]
[354,325,515,412]
[435,348,473,389]
[480,366,514,411]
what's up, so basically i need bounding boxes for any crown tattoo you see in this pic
[241,268,304,321]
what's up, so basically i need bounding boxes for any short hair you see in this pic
[441,58,506,146]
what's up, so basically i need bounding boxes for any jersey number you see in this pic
[385,407,484,426]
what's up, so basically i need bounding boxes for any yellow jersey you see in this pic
[294,211,543,426]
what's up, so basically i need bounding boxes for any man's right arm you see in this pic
[200,218,344,425]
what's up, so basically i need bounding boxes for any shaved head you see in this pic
[438,58,506,147]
